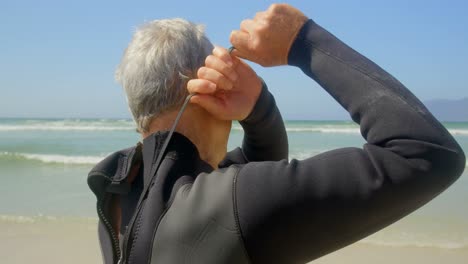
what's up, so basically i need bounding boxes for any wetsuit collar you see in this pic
[141,131,213,188]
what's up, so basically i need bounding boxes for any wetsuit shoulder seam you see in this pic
[231,165,252,263]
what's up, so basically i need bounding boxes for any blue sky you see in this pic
[1,0,467,120]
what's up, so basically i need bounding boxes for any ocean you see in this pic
[0,118,467,252]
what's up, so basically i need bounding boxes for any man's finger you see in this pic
[187,79,216,95]
[205,53,238,82]
[240,19,256,32]
[230,30,251,56]
[212,46,234,67]
[229,49,249,61]
[197,67,233,91]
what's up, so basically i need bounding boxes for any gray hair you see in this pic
[116,18,213,133]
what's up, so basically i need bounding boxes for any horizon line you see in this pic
[1,117,467,122]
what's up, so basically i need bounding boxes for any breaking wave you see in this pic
[232,125,361,134]
[1,119,467,135]
[0,152,104,165]
[0,119,135,132]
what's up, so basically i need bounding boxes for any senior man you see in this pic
[88,3,465,264]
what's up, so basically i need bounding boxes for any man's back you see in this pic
[89,4,465,264]
[89,83,287,263]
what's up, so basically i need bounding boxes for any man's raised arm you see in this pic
[225,83,288,164]
[227,4,466,263]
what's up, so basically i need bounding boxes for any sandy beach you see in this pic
[1,216,467,264]
[1,216,101,263]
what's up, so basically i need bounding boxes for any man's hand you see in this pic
[187,46,262,121]
[230,3,308,67]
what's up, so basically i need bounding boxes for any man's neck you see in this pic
[142,109,230,169]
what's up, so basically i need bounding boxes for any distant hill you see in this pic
[423,98,468,122]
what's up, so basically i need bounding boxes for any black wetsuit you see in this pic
[88,19,466,264]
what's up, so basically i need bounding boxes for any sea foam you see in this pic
[1,119,467,135]
[232,125,361,134]
[0,152,105,165]
[0,215,98,224]
[448,129,468,135]
[1,151,466,167]
[0,125,134,131]
[0,119,135,132]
